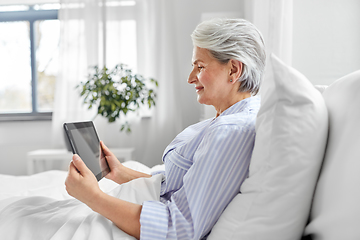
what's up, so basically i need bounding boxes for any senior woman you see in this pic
[67,18,265,239]
[66,18,266,239]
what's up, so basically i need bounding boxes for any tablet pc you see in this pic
[63,121,110,181]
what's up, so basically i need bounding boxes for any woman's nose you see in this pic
[188,69,197,84]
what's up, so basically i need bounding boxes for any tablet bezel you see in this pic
[63,121,110,181]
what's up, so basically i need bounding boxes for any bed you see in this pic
[1,55,359,240]
[0,161,165,239]
[0,161,162,203]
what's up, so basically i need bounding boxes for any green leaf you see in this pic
[80,63,159,132]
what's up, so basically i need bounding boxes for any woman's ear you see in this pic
[229,59,243,83]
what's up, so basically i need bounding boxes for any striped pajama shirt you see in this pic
[140,96,260,239]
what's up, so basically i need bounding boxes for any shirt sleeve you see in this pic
[140,123,256,239]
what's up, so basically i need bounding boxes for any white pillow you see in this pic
[304,70,360,240]
[208,54,328,240]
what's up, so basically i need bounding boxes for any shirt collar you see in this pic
[219,96,260,117]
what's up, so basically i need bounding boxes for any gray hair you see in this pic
[191,18,266,95]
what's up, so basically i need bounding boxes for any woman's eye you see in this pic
[198,66,204,70]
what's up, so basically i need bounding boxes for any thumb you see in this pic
[72,154,91,176]
[100,141,115,157]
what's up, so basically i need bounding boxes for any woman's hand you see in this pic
[65,153,142,239]
[101,141,152,184]
[65,154,103,205]
[101,141,127,184]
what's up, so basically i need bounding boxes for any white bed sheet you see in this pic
[0,160,165,240]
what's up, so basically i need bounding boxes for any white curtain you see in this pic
[245,0,293,65]
[52,0,182,166]
[52,0,112,149]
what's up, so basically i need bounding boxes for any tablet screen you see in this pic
[63,121,110,181]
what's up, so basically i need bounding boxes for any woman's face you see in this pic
[188,46,233,109]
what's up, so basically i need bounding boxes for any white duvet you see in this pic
[0,161,164,240]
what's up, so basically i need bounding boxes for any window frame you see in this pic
[0,5,58,121]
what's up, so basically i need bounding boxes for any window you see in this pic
[0,4,59,121]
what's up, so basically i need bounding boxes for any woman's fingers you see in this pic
[100,141,116,157]
[65,154,101,204]
[68,161,78,175]
[100,141,120,169]
[100,142,125,183]
[71,154,91,176]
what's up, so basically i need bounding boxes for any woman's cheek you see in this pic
[198,72,209,84]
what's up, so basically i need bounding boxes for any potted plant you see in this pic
[78,64,158,132]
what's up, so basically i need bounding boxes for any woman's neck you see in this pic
[214,92,251,118]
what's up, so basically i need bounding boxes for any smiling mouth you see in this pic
[195,87,204,93]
